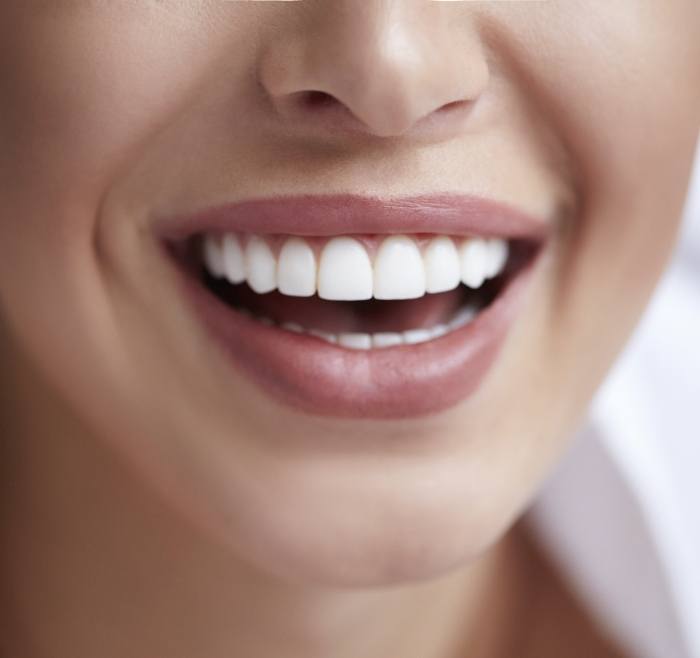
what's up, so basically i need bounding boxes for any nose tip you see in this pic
[258,3,489,141]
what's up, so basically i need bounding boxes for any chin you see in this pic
[174,447,518,589]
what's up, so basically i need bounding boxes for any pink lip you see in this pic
[160,194,549,419]
[159,193,549,239]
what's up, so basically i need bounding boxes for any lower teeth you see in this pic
[236,304,480,350]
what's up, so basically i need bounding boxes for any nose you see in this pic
[258,0,489,141]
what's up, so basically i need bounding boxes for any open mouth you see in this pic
[178,232,533,349]
[161,194,548,418]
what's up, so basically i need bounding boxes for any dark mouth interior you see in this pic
[173,237,537,336]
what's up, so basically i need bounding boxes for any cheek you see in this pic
[0,11,233,476]
[0,9,231,387]
[0,8,229,251]
[503,1,699,373]
[468,2,700,467]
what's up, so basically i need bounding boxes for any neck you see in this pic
[0,344,517,658]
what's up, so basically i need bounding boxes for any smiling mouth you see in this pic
[161,194,548,418]
[186,232,532,348]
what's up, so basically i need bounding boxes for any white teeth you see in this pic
[309,328,338,344]
[203,235,225,278]
[281,321,304,333]
[262,306,479,350]
[373,235,426,300]
[245,236,277,294]
[318,237,373,301]
[337,332,372,350]
[202,232,511,299]
[459,238,489,289]
[449,306,478,330]
[429,324,449,339]
[222,234,246,284]
[402,328,433,345]
[372,332,404,348]
[485,238,509,279]
[423,237,461,293]
[250,304,477,349]
[277,237,317,297]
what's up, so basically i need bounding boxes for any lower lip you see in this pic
[175,256,541,419]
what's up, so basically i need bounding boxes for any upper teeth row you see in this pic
[202,233,509,301]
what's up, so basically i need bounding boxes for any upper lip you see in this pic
[157,194,551,242]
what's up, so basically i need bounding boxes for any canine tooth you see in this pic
[281,322,304,333]
[459,238,489,289]
[402,328,433,345]
[277,237,316,297]
[203,235,225,278]
[485,239,509,279]
[373,235,426,300]
[245,236,277,294]
[337,333,372,350]
[258,316,274,326]
[423,237,461,293]
[318,238,373,301]
[449,306,478,329]
[222,234,246,284]
[372,332,404,348]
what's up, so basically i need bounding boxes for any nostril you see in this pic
[301,90,339,109]
[437,99,470,114]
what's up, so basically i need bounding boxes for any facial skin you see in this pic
[0,1,698,656]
